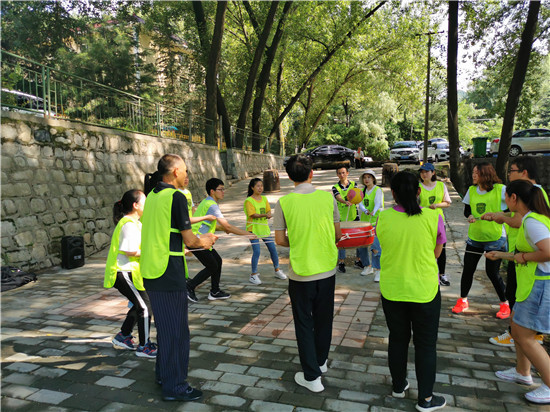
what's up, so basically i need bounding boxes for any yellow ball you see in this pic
[347,188,364,204]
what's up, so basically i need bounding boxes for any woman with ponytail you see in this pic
[105,189,157,358]
[486,180,550,404]
[376,171,447,411]
[244,178,285,285]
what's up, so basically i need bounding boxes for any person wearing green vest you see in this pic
[244,178,286,285]
[356,169,384,280]
[485,180,550,405]
[274,154,340,393]
[377,171,447,412]
[141,154,217,402]
[332,165,361,273]
[418,163,451,286]
[105,189,157,358]
[186,178,255,303]
[452,162,510,319]
[483,157,549,347]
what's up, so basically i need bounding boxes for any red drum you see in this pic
[337,221,375,249]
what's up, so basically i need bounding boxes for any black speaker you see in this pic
[61,236,85,269]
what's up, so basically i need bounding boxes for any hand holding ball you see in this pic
[346,188,364,204]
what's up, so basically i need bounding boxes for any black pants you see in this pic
[460,243,506,301]
[147,290,190,397]
[113,271,152,346]
[288,275,335,381]
[505,262,517,309]
[382,291,441,400]
[188,248,222,292]
[355,159,362,169]
[437,243,446,275]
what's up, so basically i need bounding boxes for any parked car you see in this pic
[361,155,374,167]
[303,144,355,169]
[418,138,447,151]
[389,141,421,164]
[490,129,550,157]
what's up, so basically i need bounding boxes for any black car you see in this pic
[304,145,355,169]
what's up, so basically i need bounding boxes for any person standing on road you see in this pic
[141,154,217,402]
[452,162,510,318]
[274,154,341,393]
[377,171,447,412]
[354,147,364,169]
[485,180,550,405]
[418,163,451,286]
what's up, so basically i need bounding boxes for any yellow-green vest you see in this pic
[244,196,271,238]
[377,207,440,303]
[360,186,384,225]
[279,190,337,276]
[419,181,445,220]
[140,188,188,279]
[468,184,505,242]
[180,188,193,217]
[515,212,550,302]
[335,181,357,222]
[104,216,143,290]
[192,198,217,234]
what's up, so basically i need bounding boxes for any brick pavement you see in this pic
[2,167,549,411]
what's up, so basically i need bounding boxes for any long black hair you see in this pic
[144,154,183,195]
[113,189,144,224]
[247,178,262,197]
[391,171,422,216]
[506,180,550,218]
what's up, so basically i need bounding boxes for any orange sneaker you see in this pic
[496,302,511,319]
[452,298,468,314]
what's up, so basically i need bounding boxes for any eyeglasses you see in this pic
[216,188,226,192]
[508,168,520,174]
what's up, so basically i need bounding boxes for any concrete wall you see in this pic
[221,148,283,180]
[1,111,282,271]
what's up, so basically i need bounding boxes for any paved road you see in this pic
[2,167,549,411]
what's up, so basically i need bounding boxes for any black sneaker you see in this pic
[439,274,450,287]
[163,386,203,402]
[337,263,346,273]
[354,260,364,269]
[416,394,446,412]
[187,285,198,303]
[208,290,231,300]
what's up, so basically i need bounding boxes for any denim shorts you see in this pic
[466,236,507,252]
[513,268,550,334]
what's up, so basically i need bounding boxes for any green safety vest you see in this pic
[244,196,271,238]
[377,207,440,303]
[360,186,384,225]
[514,212,550,302]
[335,181,357,222]
[104,216,143,290]
[140,188,188,279]
[506,186,549,252]
[180,188,193,217]
[468,184,505,242]
[419,181,445,220]
[192,198,217,234]
[279,190,337,276]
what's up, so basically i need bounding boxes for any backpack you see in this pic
[1,266,37,292]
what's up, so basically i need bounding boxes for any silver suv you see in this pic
[490,129,550,156]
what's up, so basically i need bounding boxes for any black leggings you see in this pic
[188,248,222,293]
[437,243,446,275]
[460,243,506,301]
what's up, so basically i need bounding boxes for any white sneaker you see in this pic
[249,274,262,285]
[361,266,373,276]
[525,384,550,404]
[320,360,328,373]
[294,372,324,392]
[373,270,380,282]
[275,269,287,280]
[495,367,533,385]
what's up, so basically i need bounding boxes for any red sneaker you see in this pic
[496,302,511,319]
[452,298,468,314]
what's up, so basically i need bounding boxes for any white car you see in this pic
[420,142,464,162]
[490,129,550,156]
[389,141,420,164]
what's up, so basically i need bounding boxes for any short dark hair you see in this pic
[206,178,224,196]
[285,154,312,183]
[144,154,183,195]
[336,165,349,173]
[511,156,538,181]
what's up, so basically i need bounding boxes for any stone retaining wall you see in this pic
[0,111,282,271]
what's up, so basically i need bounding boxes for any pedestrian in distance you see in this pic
[274,154,341,393]
[105,189,157,358]
[376,171,447,412]
[141,154,217,402]
[244,178,286,285]
[354,147,364,169]
[452,162,510,318]
[485,180,550,405]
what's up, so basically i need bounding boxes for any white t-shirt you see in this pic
[117,220,141,271]
[522,212,550,273]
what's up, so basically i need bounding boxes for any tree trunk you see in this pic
[268,1,386,138]
[495,1,540,181]
[447,1,466,195]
